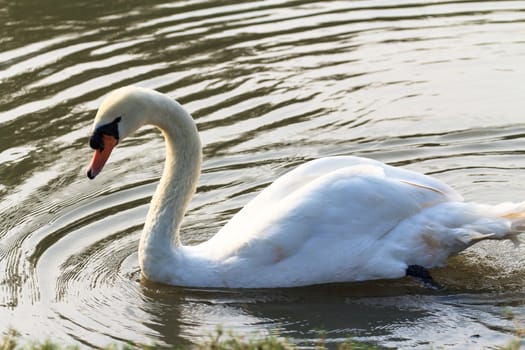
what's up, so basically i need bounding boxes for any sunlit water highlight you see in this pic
[1,0,525,348]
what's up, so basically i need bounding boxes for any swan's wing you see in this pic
[259,156,462,204]
[205,157,461,264]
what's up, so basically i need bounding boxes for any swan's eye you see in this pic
[89,117,121,151]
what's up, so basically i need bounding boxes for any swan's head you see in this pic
[86,86,150,179]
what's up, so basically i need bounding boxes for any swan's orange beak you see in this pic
[87,134,117,179]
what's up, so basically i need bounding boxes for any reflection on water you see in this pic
[1,0,525,348]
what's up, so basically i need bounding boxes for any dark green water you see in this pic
[1,0,525,348]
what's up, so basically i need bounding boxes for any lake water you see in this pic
[1,0,525,348]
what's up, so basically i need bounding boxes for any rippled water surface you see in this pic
[2,0,525,348]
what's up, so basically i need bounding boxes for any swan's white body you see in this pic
[87,86,525,288]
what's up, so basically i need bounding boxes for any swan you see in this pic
[86,86,525,288]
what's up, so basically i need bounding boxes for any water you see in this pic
[1,0,525,348]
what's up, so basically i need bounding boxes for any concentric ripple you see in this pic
[1,0,525,348]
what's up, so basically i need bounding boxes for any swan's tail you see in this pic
[460,201,525,247]
[399,201,525,270]
[497,202,525,246]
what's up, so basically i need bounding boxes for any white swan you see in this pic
[86,86,524,288]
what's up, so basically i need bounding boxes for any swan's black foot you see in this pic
[406,265,443,290]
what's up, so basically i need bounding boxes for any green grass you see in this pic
[501,309,525,350]
[1,327,377,350]
[197,327,292,350]
[5,325,525,349]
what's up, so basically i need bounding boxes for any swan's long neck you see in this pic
[138,92,202,275]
